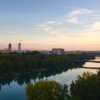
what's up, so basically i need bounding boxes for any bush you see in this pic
[26,80,68,100]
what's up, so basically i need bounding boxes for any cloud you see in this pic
[37,21,70,36]
[49,28,69,35]
[88,22,100,31]
[37,21,61,31]
[66,8,95,24]
[37,8,99,38]
[37,20,84,37]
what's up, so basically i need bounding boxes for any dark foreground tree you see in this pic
[26,80,68,100]
[70,70,100,100]
[26,70,100,100]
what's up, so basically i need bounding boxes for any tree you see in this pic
[70,70,100,100]
[26,80,68,100]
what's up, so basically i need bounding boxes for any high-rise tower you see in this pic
[18,43,21,51]
[8,43,12,51]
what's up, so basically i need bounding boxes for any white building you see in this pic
[52,48,65,55]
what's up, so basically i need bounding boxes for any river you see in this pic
[0,57,100,100]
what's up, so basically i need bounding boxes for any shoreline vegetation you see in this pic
[0,51,94,77]
[26,70,100,100]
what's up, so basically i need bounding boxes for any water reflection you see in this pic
[0,61,85,89]
[0,57,99,100]
[90,57,100,61]
[0,67,75,90]
[83,62,100,68]
[83,57,100,68]
[47,68,97,84]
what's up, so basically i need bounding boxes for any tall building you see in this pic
[8,43,12,51]
[52,48,65,55]
[18,43,21,51]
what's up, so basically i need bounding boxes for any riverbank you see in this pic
[0,52,95,77]
[26,70,100,100]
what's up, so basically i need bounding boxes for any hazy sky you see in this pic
[0,0,100,50]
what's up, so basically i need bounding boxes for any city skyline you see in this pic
[4,43,22,51]
[0,0,100,50]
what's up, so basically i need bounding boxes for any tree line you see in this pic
[0,51,94,76]
[26,70,100,100]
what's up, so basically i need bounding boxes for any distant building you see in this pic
[8,43,12,52]
[52,48,65,55]
[18,43,21,51]
[65,51,83,54]
[39,50,49,54]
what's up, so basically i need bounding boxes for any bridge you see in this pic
[73,60,100,69]
[87,61,100,63]
[73,60,100,63]
[82,67,100,69]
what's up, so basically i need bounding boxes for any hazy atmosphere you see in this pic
[0,1,100,100]
[0,0,100,50]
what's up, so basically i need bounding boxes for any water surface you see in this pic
[0,57,99,100]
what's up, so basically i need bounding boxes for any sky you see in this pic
[0,0,100,50]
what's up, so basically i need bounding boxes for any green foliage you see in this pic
[26,80,68,100]
[70,70,100,100]
[0,52,93,75]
